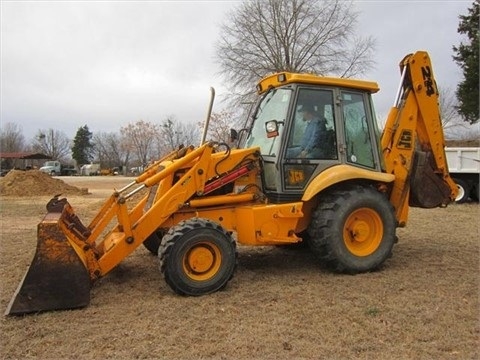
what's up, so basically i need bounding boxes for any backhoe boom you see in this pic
[381,51,457,225]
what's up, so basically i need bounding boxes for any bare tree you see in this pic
[93,132,129,169]
[179,121,202,148]
[120,120,160,167]
[31,128,71,161]
[199,111,237,144]
[436,86,480,141]
[439,86,464,130]
[0,122,27,170]
[0,122,26,153]
[458,124,480,141]
[158,117,185,155]
[216,0,375,103]
[156,116,201,155]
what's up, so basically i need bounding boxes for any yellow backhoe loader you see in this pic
[6,51,457,315]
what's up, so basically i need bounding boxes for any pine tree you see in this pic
[452,0,479,124]
[71,125,94,166]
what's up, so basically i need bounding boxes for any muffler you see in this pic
[5,211,91,315]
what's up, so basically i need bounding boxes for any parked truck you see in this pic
[39,161,77,176]
[445,147,480,203]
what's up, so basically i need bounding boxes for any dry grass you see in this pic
[0,176,478,359]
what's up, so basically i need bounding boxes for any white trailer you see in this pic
[80,163,101,176]
[445,147,480,203]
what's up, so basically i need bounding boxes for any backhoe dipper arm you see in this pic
[381,51,457,226]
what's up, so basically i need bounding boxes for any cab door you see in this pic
[281,87,339,192]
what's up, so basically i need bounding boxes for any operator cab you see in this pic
[243,72,383,202]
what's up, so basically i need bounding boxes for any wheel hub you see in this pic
[343,208,383,257]
[349,220,370,242]
[188,247,215,273]
[183,242,221,280]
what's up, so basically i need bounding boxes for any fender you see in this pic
[302,164,395,201]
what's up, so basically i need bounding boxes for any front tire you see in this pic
[308,185,396,273]
[159,218,237,296]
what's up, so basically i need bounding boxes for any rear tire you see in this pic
[159,218,237,296]
[308,185,396,273]
[452,178,470,203]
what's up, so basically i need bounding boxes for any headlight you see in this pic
[265,120,278,133]
[265,120,279,138]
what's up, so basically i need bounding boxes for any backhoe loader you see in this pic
[6,51,457,315]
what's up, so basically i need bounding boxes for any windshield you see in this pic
[44,161,55,167]
[245,88,292,156]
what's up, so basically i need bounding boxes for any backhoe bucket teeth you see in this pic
[6,212,91,315]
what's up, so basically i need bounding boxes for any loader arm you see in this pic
[62,142,261,278]
[381,51,457,226]
[95,143,261,275]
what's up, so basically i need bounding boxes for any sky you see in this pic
[0,0,473,141]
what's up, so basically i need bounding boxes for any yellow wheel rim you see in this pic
[343,208,383,257]
[183,242,222,281]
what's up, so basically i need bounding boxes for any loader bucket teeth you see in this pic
[46,195,68,212]
[6,212,91,315]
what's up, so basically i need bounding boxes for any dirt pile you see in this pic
[0,170,89,196]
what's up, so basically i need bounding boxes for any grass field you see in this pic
[0,176,478,359]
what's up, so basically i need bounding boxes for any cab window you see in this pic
[341,92,375,168]
[286,88,337,160]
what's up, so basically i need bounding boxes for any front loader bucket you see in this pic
[6,212,91,315]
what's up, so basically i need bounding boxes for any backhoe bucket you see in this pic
[409,150,453,208]
[6,212,91,315]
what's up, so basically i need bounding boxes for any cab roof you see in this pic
[257,72,380,94]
